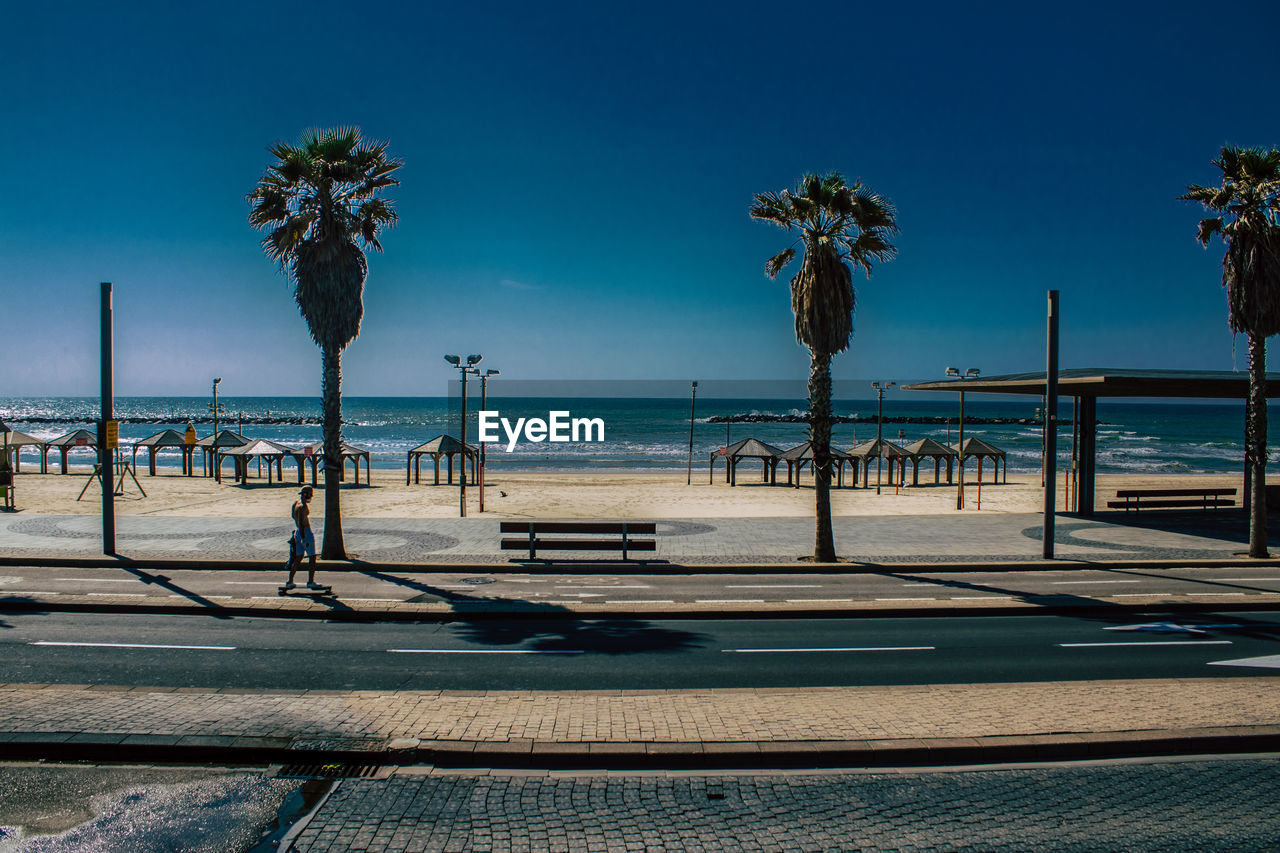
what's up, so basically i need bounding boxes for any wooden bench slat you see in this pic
[1114,488,1237,498]
[499,522,658,534]
[500,538,656,551]
[1107,499,1235,509]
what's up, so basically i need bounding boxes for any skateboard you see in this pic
[278,584,334,597]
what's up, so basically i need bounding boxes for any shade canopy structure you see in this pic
[45,429,99,474]
[2,429,47,473]
[956,436,1007,484]
[902,437,957,486]
[902,368,1279,514]
[712,437,785,486]
[131,429,196,476]
[407,435,478,485]
[217,438,303,485]
[779,441,855,489]
[196,430,249,478]
[849,438,910,487]
[303,440,372,486]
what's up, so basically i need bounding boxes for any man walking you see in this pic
[284,485,320,590]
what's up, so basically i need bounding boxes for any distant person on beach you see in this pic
[285,485,318,589]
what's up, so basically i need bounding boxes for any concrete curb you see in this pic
[4,595,1280,622]
[4,726,1279,770]
[3,555,1279,574]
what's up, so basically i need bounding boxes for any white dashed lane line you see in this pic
[31,642,236,650]
[724,646,935,654]
[1057,641,1233,648]
[387,649,584,654]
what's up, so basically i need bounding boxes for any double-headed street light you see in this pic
[871,381,895,495]
[477,368,499,512]
[444,354,483,517]
[946,367,980,509]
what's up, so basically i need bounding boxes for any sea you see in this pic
[1,396,1272,476]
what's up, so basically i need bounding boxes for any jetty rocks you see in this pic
[12,415,322,426]
[708,414,1070,425]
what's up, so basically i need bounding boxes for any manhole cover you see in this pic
[459,576,495,585]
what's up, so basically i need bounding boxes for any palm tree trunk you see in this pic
[1247,333,1269,558]
[809,350,836,562]
[321,346,347,560]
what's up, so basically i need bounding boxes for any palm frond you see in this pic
[765,248,796,278]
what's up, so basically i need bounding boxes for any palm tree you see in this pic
[1180,145,1280,558]
[751,172,898,562]
[247,127,402,559]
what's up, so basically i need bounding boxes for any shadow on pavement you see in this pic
[356,568,707,654]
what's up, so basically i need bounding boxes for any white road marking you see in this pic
[557,593,604,598]
[1185,592,1247,597]
[387,648,584,654]
[224,581,282,586]
[556,585,651,589]
[876,597,937,601]
[55,578,138,583]
[950,596,1013,600]
[1057,641,1233,648]
[616,600,675,604]
[1112,594,1161,598]
[725,646,935,654]
[342,598,403,603]
[1,591,61,596]
[696,599,765,604]
[31,641,235,650]
[1208,654,1280,669]
[169,594,233,599]
[785,598,852,603]
[1215,577,1280,582]
[725,585,822,589]
[1051,580,1140,585]
[87,592,145,597]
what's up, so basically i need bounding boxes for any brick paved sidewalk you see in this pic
[3,677,1278,767]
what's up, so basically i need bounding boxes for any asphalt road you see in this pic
[3,564,1280,608]
[1,611,1278,690]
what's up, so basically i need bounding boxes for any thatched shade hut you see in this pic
[46,429,99,474]
[849,438,910,488]
[217,438,304,485]
[3,429,47,473]
[407,435,477,485]
[303,440,372,486]
[902,437,956,486]
[196,430,249,477]
[716,438,784,486]
[780,441,854,488]
[132,429,196,476]
[957,436,1006,484]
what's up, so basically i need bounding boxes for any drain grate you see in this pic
[276,762,386,780]
[290,737,384,751]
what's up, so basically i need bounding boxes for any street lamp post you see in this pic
[687,381,698,485]
[445,354,483,517]
[210,378,224,483]
[478,368,499,512]
[946,367,980,509]
[871,381,894,495]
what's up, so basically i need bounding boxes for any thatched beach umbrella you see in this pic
[46,429,99,474]
[720,437,784,487]
[132,429,196,476]
[956,437,1006,484]
[196,430,249,479]
[0,429,44,473]
[407,435,477,485]
[903,437,956,486]
[849,438,910,489]
[218,438,304,485]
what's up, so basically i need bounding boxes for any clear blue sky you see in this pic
[3,0,1278,397]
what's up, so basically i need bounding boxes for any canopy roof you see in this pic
[409,435,477,456]
[957,436,1005,457]
[134,429,189,449]
[780,441,852,461]
[903,437,955,457]
[724,437,784,459]
[47,429,97,447]
[304,440,370,457]
[3,430,45,447]
[850,438,908,458]
[903,368,1280,398]
[220,438,299,457]
[197,430,249,449]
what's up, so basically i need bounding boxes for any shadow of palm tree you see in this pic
[356,568,707,654]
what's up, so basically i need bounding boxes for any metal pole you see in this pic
[1043,289,1059,559]
[100,282,115,555]
[478,374,485,512]
[875,388,884,495]
[957,390,965,510]
[687,381,697,485]
[459,369,468,518]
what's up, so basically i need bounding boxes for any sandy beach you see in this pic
[4,466,1260,520]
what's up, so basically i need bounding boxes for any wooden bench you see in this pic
[500,521,657,561]
[1106,487,1237,512]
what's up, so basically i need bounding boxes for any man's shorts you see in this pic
[294,528,316,558]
